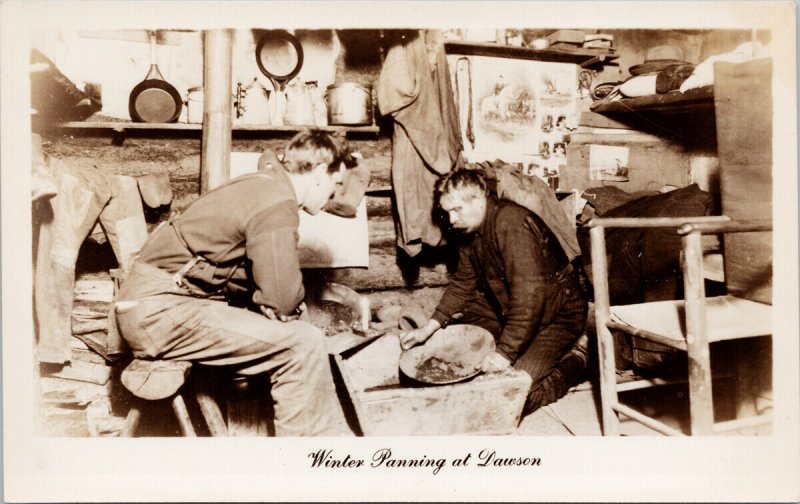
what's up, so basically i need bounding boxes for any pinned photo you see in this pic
[589,144,630,181]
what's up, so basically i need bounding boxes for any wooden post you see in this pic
[589,224,620,435]
[682,230,714,435]
[120,406,142,437]
[201,29,233,194]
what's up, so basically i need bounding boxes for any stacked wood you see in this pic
[37,277,130,437]
[70,279,120,365]
[38,338,128,437]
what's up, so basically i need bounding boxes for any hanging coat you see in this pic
[33,153,149,363]
[377,30,462,256]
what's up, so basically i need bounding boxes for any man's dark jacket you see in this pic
[432,196,573,362]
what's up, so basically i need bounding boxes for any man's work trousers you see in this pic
[457,267,588,414]
[115,260,347,436]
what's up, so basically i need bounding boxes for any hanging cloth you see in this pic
[377,30,462,256]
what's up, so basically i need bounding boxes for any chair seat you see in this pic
[121,359,193,400]
[610,295,771,345]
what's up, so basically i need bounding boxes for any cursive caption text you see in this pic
[308,448,541,475]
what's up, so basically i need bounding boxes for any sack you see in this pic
[656,64,696,94]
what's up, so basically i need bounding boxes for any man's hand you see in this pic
[480,351,510,373]
[260,302,307,322]
[399,319,441,350]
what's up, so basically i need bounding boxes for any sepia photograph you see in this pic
[2,1,799,502]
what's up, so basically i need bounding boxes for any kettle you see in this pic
[234,79,271,126]
[283,79,315,126]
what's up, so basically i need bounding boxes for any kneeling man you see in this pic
[401,169,589,414]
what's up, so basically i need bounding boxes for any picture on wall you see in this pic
[464,55,539,156]
[589,144,631,181]
[448,54,578,190]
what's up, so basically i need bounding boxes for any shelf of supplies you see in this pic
[444,40,618,67]
[53,121,381,134]
[590,86,715,115]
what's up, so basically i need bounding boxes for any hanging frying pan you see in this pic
[255,30,304,92]
[129,30,182,123]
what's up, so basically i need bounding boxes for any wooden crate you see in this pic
[714,58,773,304]
[334,334,531,436]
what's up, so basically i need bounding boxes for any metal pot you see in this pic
[326,83,373,126]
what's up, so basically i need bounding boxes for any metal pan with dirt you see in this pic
[399,325,496,385]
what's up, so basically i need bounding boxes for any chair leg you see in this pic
[683,231,714,435]
[597,325,621,435]
[590,226,621,436]
[120,405,142,437]
[688,361,716,436]
[195,388,228,437]
[171,394,197,437]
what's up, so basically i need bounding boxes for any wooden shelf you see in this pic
[444,40,618,67]
[590,86,715,115]
[53,121,380,134]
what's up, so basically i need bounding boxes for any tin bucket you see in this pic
[187,86,203,124]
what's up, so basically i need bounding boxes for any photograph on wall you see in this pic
[536,61,578,109]
[589,144,630,181]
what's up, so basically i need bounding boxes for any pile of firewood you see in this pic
[38,278,129,437]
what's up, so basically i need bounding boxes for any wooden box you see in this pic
[546,29,586,46]
[714,59,773,304]
[334,334,531,436]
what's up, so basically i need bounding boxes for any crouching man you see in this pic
[400,169,589,415]
[115,129,351,436]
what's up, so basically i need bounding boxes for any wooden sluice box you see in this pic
[333,333,532,436]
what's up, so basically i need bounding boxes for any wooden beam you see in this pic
[444,40,618,66]
[57,122,380,132]
[78,30,185,46]
[201,29,233,194]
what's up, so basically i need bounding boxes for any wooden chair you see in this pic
[589,215,773,435]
